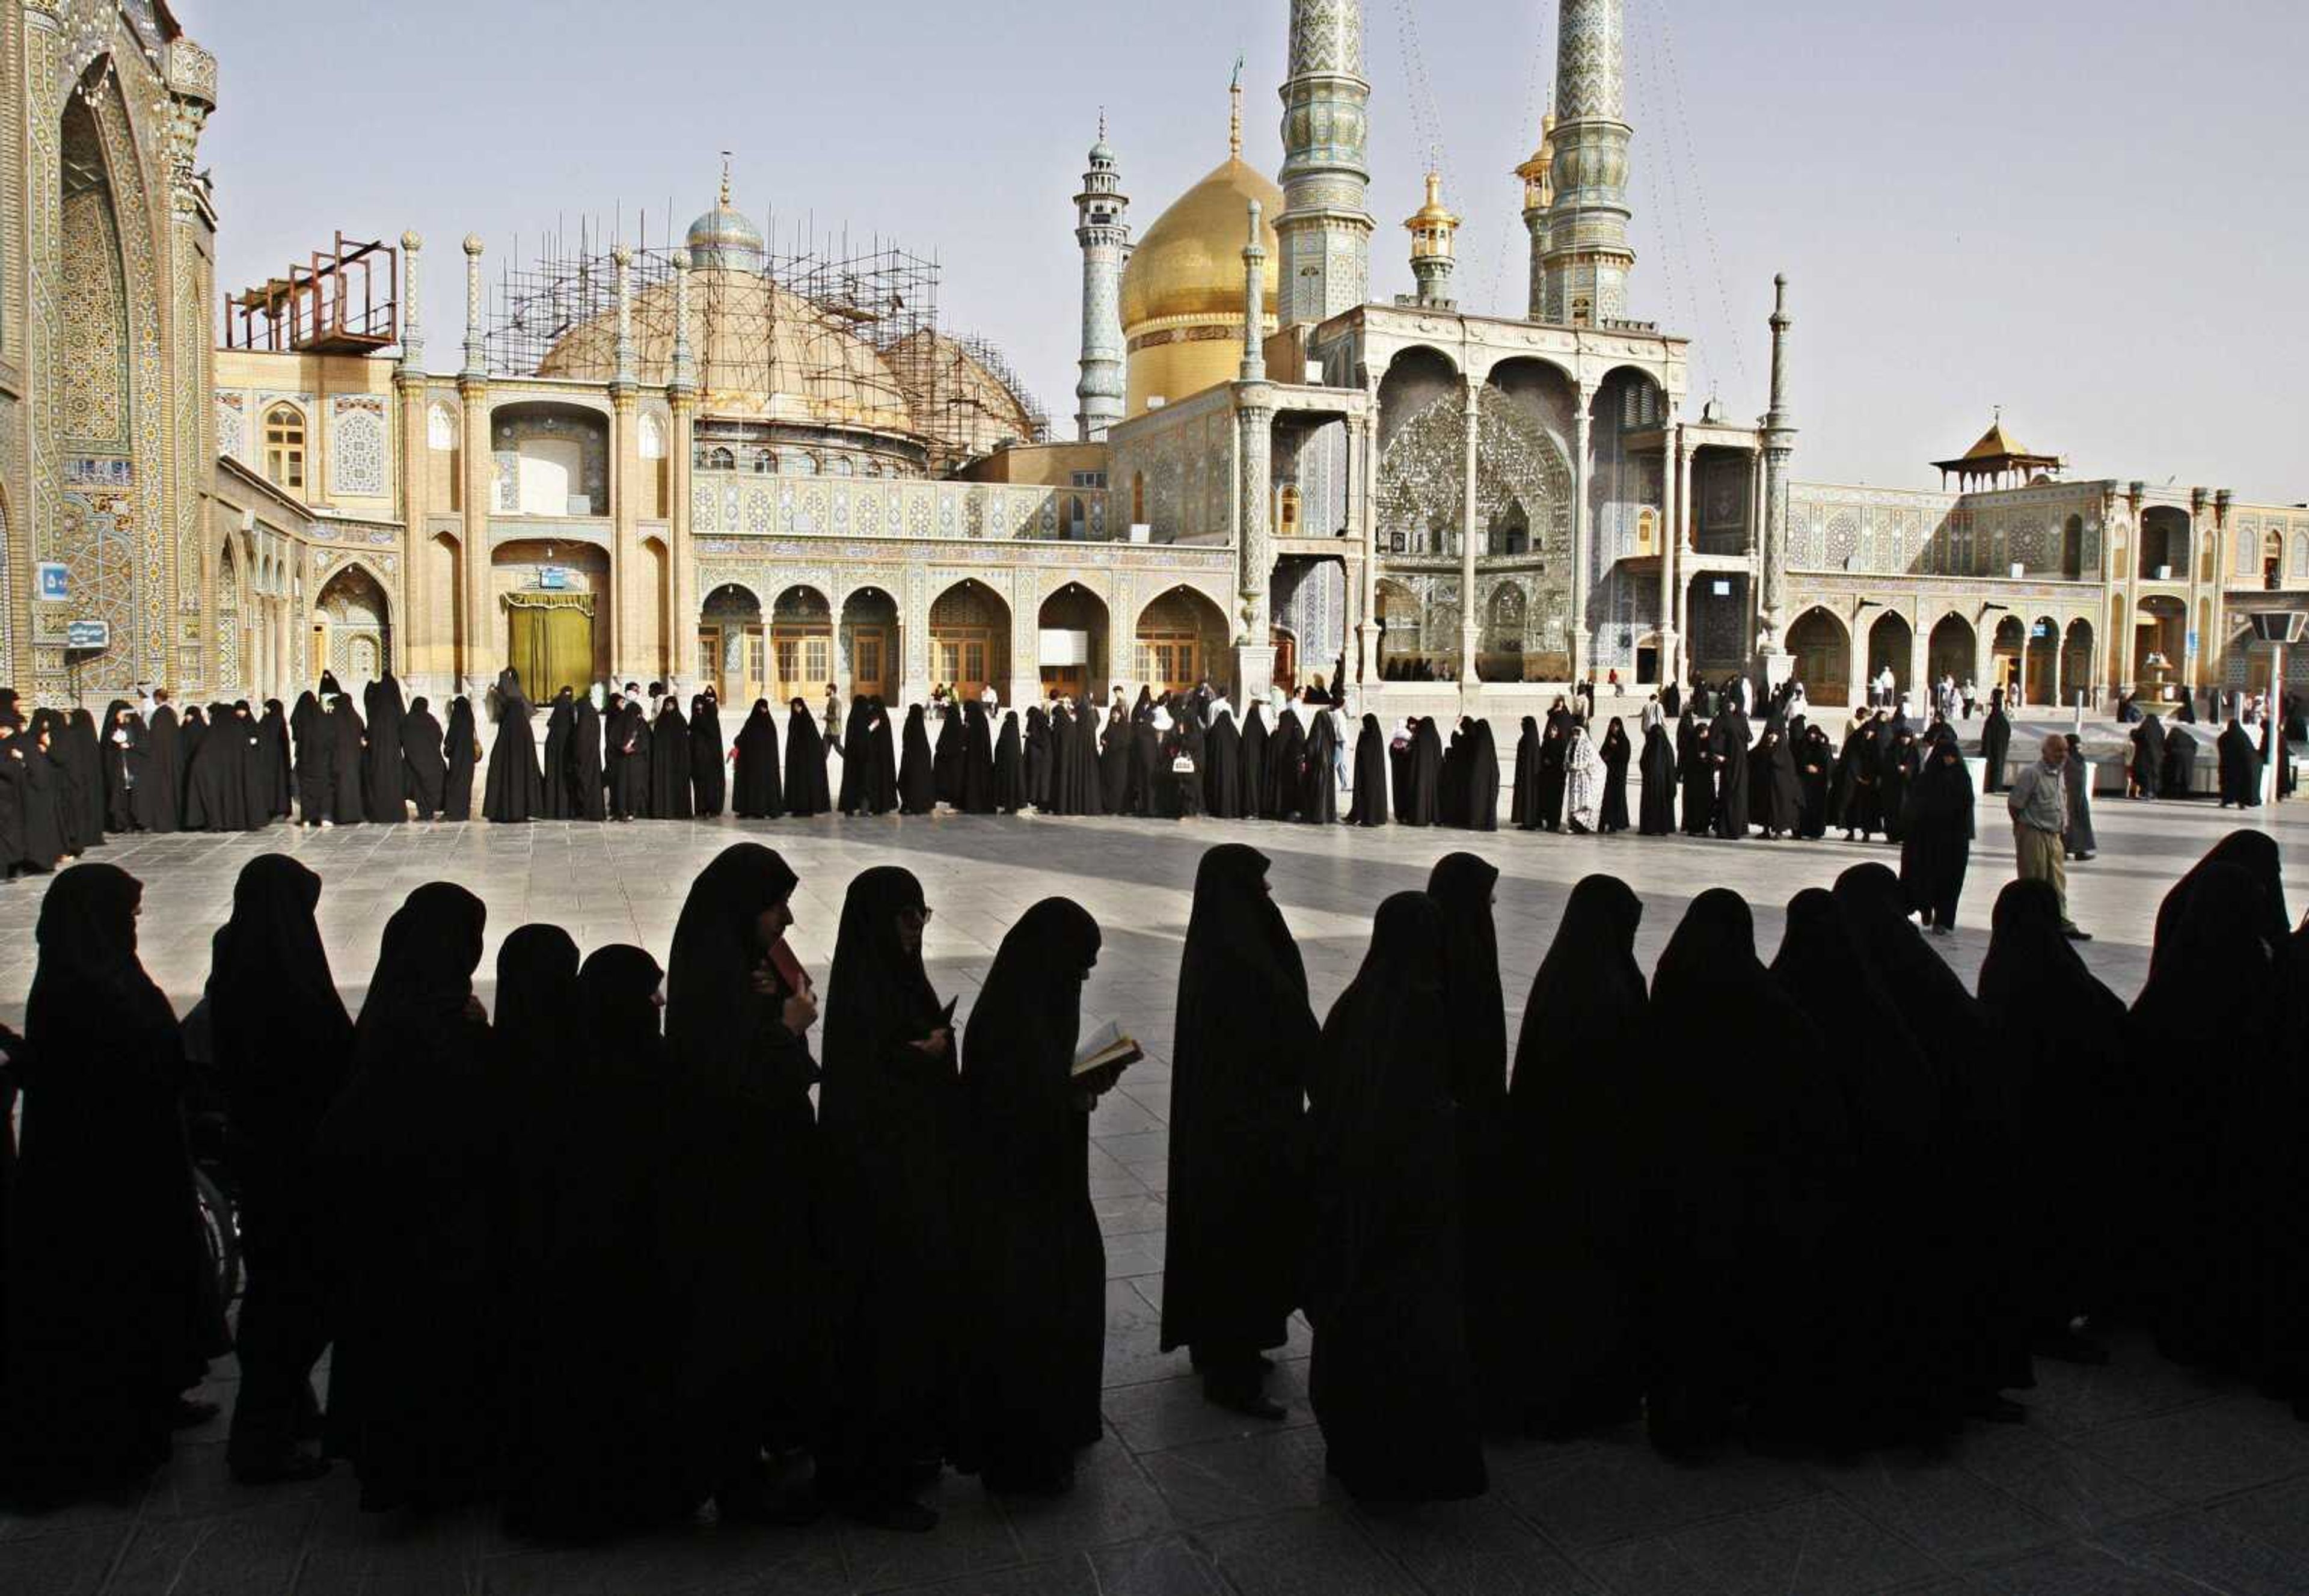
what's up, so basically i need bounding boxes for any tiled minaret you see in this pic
[1073,118,1129,441]
[1540,0,1636,326]
[1275,0,1373,325]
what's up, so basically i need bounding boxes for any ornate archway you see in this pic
[930,579,1011,699]
[1787,607,1850,705]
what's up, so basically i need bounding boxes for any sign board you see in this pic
[65,619,110,650]
[538,566,569,591]
[35,562,67,602]
[1710,579,1732,597]
[2246,612,2308,644]
[2034,621,2053,639]
[1038,628,1089,667]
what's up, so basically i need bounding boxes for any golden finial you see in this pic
[719,151,732,208]
[1228,53,1244,159]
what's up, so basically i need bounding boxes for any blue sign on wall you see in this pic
[538,566,569,591]
[35,562,67,602]
[65,619,109,650]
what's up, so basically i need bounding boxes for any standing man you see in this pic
[2008,733,2091,941]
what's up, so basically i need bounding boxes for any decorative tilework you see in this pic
[215,390,245,461]
[427,401,458,450]
[58,183,128,447]
[330,396,388,495]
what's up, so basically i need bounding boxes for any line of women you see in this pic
[5,830,2301,1526]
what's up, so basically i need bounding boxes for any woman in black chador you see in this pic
[783,697,829,817]
[1304,891,1486,1504]
[732,699,783,818]
[207,856,351,1484]
[2216,718,2259,808]
[1101,701,1133,812]
[1203,707,1241,819]
[1598,717,1633,833]
[539,689,577,819]
[1345,712,1388,824]
[2160,723,2199,797]
[1637,720,1676,834]
[1,864,221,1498]
[1301,707,1339,823]
[1750,719,1800,839]
[504,944,695,1539]
[1456,718,1500,830]
[98,700,143,832]
[960,702,996,814]
[1709,703,1751,838]
[663,845,827,1525]
[1830,717,1880,839]
[1505,874,1650,1437]
[363,674,408,823]
[258,699,294,820]
[1879,726,1921,841]
[898,704,937,814]
[314,883,501,1512]
[610,696,652,820]
[1795,723,1834,836]
[1526,716,1564,830]
[1264,710,1305,821]
[293,696,337,826]
[1427,854,1512,1423]
[649,696,695,820]
[993,710,1025,811]
[818,867,957,1531]
[1644,889,1847,1455]
[1976,878,2126,1364]
[569,693,606,821]
[1900,737,1976,932]
[1397,716,1441,825]
[1676,705,1714,835]
[1237,704,1269,817]
[953,900,1109,1496]
[2129,714,2167,799]
[933,704,964,809]
[1161,845,1317,1416]
[690,693,726,818]
[1022,705,1051,811]
[441,695,479,820]
[1979,687,2012,791]
[482,668,543,822]
[866,698,901,815]
[1509,716,1540,829]
[400,697,447,819]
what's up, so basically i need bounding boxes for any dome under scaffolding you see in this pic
[484,196,1046,473]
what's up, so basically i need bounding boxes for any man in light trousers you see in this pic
[2008,732,2091,941]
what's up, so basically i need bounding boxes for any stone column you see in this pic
[458,235,492,692]
[1232,200,1277,702]
[1656,419,1681,686]
[667,251,699,694]
[394,232,437,691]
[1756,274,1797,692]
[1354,406,1380,690]
[1458,377,1482,688]
[1568,390,1590,682]
[609,244,640,684]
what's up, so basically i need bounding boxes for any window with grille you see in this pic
[263,405,305,491]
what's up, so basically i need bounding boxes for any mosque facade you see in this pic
[1,0,2304,715]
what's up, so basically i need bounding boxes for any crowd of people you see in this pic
[0,831,2301,1529]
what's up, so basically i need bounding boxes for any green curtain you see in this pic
[505,593,595,701]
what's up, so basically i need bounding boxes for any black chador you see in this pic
[1506,874,1651,1437]
[663,846,827,1524]
[363,674,408,824]
[1345,712,1388,825]
[176,706,206,825]
[1676,710,1714,835]
[97,701,143,832]
[959,702,996,814]
[1402,717,1442,826]
[0,864,222,1493]
[60,708,105,847]
[1069,705,1108,816]
[932,705,964,808]
[400,697,447,819]
[1300,710,1340,824]
[539,690,577,819]
[1751,721,1801,838]
[207,856,351,1484]
[1879,730,1921,841]
[898,705,937,814]
[482,669,543,823]
[2160,725,2198,797]
[1979,692,2012,791]
[1103,707,1135,813]
[610,699,652,821]
[1305,892,1486,1505]
[184,703,253,832]
[257,700,295,819]
[818,867,956,1528]
[1709,707,1751,838]
[2216,719,2258,807]
[1510,717,1541,829]
[0,725,29,870]
[1022,707,1051,811]
[993,711,1025,812]
[1899,738,1975,930]
[783,699,830,817]
[314,883,500,1512]
[1427,855,1512,1425]
[1204,710,1242,819]
[837,696,872,814]
[569,695,606,821]
[1534,718,1569,830]
[1637,722,1676,834]
[731,700,784,818]
[952,900,1107,1495]
[1130,714,1163,817]
[1237,705,1269,818]
[866,699,900,815]
[1047,707,1086,815]
[649,698,695,820]
[690,694,727,818]
[1795,725,1834,837]
[1830,721,1880,839]
[1161,845,1316,1415]
[294,698,337,826]
[503,944,695,1538]
[137,701,182,833]
[1598,718,1633,833]
[1264,712,1305,821]
[1462,719,1501,831]
[441,696,479,821]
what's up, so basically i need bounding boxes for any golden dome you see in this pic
[1117,155,1283,331]
[537,266,914,432]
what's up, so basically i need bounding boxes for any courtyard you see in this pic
[0,793,2304,1596]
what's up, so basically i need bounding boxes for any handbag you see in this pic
[1170,755,1196,775]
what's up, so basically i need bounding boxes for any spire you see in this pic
[719,150,732,209]
[1228,54,1243,159]
[1275,1,1373,327]
[1074,115,1129,440]
[1515,109,1556,320]
[1404,170,1459,309]
[1539,0,1636,326]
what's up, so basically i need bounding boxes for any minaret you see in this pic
[1073,116,1129,441]
[1757,274,1798,668]
[1234,198,1277,698]
[1403,170,1459,308]
[1539,0,1636,326]
[1275,0,1374,325]
[1514,111,1556,320]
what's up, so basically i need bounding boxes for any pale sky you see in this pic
[186,0,2309,503]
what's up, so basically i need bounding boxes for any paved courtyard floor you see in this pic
[1,793,2305,1595]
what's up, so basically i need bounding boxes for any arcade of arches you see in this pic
[1780,604,2100,708]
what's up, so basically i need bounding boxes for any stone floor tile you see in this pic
[2083,1508,2309,1596]
[2072,1396,2309,1503]
[1805,1449,2064,1568]
[1952,1428,2170,1535]
[992,1438,1174,1561]
[1083,1535,1230,1596]
[1494,1436,1818,1551]
[0,1523,132,1596]
[1200,1506,1424,1596]
[1138,1428,1339,1528]
[480,1520,847,1596]
[1103,1370,1314,1455]
[1348,1495,1598,1595]
[1573,1496,1938,1596]
[105,1501,317,1596]
[834,1472,1022,1594]
[1972,1542,2204,1595]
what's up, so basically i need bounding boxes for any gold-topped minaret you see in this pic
[1516,111,1556,320]
[1403,169,1460,308]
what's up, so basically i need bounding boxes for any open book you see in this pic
[1072,1017,1142,1079]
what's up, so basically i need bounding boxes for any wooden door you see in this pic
[850,625,889,699]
